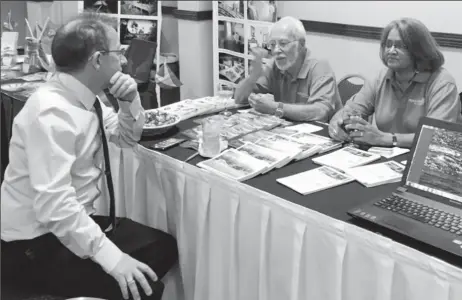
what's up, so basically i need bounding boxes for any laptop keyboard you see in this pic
[374,195,462,235]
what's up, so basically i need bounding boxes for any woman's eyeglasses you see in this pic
[385,40,408,51]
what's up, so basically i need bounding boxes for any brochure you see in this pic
[312,146,381,171]
[277,166,355,195]
[197,148,268,181]
[346,160,405,187]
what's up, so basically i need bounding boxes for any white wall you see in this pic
[278,1,462,89]
[177,1,214,100]
[160,1,179,55]
[27,1,78,27]
[279,1,462,34]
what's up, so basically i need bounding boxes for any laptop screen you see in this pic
[405,124,462,204]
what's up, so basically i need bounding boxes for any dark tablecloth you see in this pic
[138,116,461,268]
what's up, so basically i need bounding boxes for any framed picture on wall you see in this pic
[120,0,158,16]
[120,18,157,45]
[218,21,245,54]
[218,1,244,19]
[83,0,118,14]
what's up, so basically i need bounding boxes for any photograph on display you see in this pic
[247,24,272,55]
[83,0,118,14]
[419,128,462,198]
[121,0,158,16]
[219,53,245,84]
[120,18,157,45]
[218,21,244,54]
[218,1,245,19]
[247,1,277,22]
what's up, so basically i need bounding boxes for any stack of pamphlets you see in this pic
[312,146,381,171]
[368,146,410,158]
[183,112,283,141]
[277,166,355,195]
[345,160,405,187]
[197,149,269,182]
[157,96,246,121]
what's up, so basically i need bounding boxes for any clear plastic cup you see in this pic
[200,115,224,157]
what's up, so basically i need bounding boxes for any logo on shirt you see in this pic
[409,98,424,106]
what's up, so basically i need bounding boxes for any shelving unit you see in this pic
[212,1,277,96]
[77,0,162,105]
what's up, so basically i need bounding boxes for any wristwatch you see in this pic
[275,102,284,118]
[392,133,398,147]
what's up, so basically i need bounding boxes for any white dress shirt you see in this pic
[1,72,145,273]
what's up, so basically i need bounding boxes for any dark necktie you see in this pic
[93,98,117,235]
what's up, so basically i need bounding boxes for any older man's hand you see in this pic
[249,93,277,115]
[249,47,267,77]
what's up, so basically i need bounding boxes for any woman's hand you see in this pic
[328,110,350,142]
[345,116,391,146]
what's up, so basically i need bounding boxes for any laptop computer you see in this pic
[348,117,462,257]
[123,38,157,84]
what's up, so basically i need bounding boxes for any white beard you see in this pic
[274,52,299,71]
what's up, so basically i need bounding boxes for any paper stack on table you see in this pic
[197,148,269,182]
[312,146,381,171]
[277,166,355,195]
[157,96,247,121]
[368,146,410,158]
[345,160,405,187]
[185,112,284,141]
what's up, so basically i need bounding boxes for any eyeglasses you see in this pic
[101,48,127,57]
[385,40,408,51]
[268,40,296,51]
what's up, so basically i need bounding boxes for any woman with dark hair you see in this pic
[329,18,461,148]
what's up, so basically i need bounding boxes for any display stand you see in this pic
[212,1,278,96]
[77,0,162,107]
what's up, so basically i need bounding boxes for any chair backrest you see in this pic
[459,92,462,114]
[337,74,366,106]
[123,38,157,84]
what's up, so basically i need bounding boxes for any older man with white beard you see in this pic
[234,16,342,122]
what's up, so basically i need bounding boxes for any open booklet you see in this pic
[345,160,405,187]
[277,166,355,195]
[265,134,322,160]
[312,146,381,171]
[197,148,269,182]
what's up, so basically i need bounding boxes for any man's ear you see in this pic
[89,52,102,70]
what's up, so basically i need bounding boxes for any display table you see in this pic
[2,81,462,300]
[109,123,462,300]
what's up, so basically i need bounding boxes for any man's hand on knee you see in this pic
[110,253,158,300]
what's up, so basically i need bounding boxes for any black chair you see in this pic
[459,92,461,114]
[337,74,366,105]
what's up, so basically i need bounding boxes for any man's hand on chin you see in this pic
[109,71,138,102]
[249,93,277,115]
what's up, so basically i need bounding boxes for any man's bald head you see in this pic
[269,16,306,47]
[51,12,117,72]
